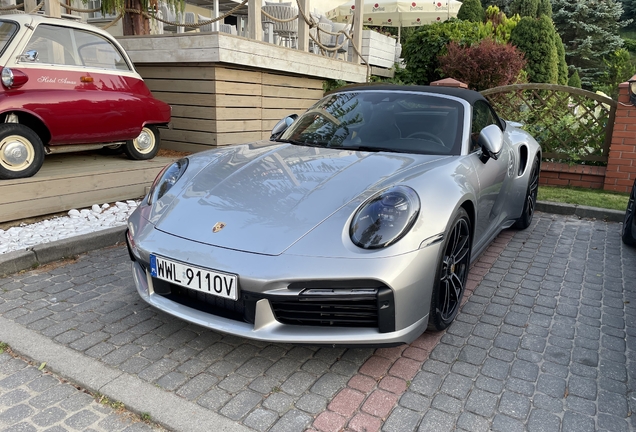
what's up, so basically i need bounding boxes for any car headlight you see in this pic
[147,158,188,205]
[350,185,420,249]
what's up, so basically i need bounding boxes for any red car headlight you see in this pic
[1,67,29,89]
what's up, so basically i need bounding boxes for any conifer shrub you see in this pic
[510,15,559,83]
[458,0,485,22]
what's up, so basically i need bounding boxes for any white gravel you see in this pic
[0,200,139,255]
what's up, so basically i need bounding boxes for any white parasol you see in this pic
[325,0,462,27]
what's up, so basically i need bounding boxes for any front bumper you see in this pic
[127,225,442,346]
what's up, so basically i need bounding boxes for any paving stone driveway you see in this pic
[0,212,634,432]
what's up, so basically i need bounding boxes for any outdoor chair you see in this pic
[159,4,180,33]
[198,14,213,32]
[219,23,237,35]
[325,23,350,60]
[309,22,332,54]
[183,12,196,32]
[261,4,298,48]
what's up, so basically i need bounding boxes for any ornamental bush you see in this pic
[402,20,489,84]
[484,6,521,43]
[438,38,527,90]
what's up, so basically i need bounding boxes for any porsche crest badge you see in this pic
[212,222,226,233]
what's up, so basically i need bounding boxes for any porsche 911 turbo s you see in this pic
[126,84,541,345]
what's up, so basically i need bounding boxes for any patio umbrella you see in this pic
[325,0,462,27]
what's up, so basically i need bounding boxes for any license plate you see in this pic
[149,255,238,301]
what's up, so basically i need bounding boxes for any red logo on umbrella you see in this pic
[437,2,442,6]
[388,18,392,22]
[417,18,421,22]
[375,3,379,7]
[351,5,355,9]
[412,2,417,6]
[368,17,373,21]
[437,16,441,20]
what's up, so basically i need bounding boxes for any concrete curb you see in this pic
[536,201,625,223]
[0,225,126,277]
[0,316,249,432]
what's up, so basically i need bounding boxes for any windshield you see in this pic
[0,21,18,57]
[281,90,465,155]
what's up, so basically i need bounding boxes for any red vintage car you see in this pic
[0,14,171,179]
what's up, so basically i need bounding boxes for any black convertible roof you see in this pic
[331,83,487,106]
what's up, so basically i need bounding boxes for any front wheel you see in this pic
[428,207,472,331]
[514,156,540,230]
[124,126,160,160]
[0,123,45,179]
[622,180,636,246]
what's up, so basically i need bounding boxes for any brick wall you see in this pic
[540,162,606,189]
[604,77,636,192]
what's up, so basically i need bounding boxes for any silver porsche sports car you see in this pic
[126,84,541,346]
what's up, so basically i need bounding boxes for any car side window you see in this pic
[21,24,130,71]
[22,25,78,66]
[74,29,130,71]
[470,100,499,153]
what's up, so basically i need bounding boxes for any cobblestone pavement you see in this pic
[0,349,165,431]
[0,212,634,432]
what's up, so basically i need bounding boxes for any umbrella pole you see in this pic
[398,25,401,42]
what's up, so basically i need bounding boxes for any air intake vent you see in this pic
[271,288,380,328]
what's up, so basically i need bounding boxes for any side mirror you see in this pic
[478,124,503,163]
[19,50,38,62]
[270,114,298,141]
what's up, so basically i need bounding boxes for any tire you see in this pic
[514,156,540,230]
[622,179,636,246]
[0,123,45,180]
[124,125,160,160]
[99,144,125,155]
[428,207,472,331]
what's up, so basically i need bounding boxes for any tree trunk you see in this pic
[123,0,150,35]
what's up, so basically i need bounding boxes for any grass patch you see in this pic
[538,185,629,211]
[0,342,7,354]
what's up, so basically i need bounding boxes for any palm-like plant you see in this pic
[97,0,183,35]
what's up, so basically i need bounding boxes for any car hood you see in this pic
[155,142,446,255]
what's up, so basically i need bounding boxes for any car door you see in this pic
[468,100,509,247]
[13,23,144,144]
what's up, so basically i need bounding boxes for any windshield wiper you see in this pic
[337,145,409,153]
[275,138,325,148]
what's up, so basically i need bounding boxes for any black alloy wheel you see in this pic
[622,179,636,246]
[514,156,540,230]
[429,208,472,331]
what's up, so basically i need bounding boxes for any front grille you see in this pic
[150,276,395,333]
[271,291,379,328]
[152,278,252,322]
